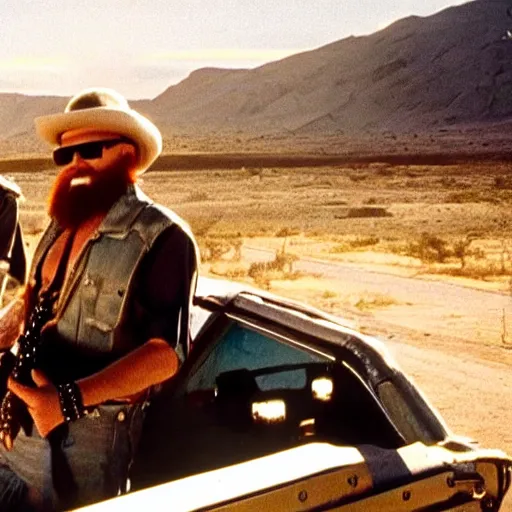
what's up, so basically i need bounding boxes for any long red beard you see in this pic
[48,153,137,229]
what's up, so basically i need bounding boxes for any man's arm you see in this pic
[8,337,179,438]
[78,337,179,406]
[77,224,196,404]
[78,223,197,403]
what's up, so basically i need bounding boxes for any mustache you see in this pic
[57,165,96,187]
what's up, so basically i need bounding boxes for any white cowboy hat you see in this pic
[34,87,162,173]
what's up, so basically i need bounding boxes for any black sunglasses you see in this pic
[52,137,131,166]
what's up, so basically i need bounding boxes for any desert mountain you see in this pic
[1,0,512,154]
[148,0,512,134]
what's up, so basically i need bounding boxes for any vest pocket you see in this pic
[59,233,146,353]
[78,275,119,352]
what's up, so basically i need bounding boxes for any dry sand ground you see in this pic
[8,155,512,509]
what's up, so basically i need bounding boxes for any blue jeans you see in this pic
[0,462,41,511]
[0,403,145,510]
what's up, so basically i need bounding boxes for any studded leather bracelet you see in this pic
[56,381,86,423]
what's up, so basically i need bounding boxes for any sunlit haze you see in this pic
[1,0,471,99]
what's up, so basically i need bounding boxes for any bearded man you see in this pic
[0,88,199,511]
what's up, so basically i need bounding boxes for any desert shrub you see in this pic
[348,236,380,249]
[248,251,299,288]
[452,236,485,269]
[275,227,300,237]
[322,290,337,299]
[430,264,511,280]
[247,261,267,278]
[221,267,248,279]
[247,262,273,289]
[387,242,409,255]
[323,200,348,206]
[453,239,471,269]
[244,228,273,237]
[305,229,331,237]
[354,294,398,310]
[200,238,231,262]
[246,167,263,178]
[346,207,392,218]
[446,191,482,203]
[199,235,242,263]
[375,167,395,177]
[184,191,209,202]
[330,244,349,254]
[283,270,304,281]
[407,233,451,263]
[331,236,380,252]
[232,238,243,262]
[272,252,299,272]
[348,174,369,182]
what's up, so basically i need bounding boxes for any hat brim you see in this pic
[34,108,162,174]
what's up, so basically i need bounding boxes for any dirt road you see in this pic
[242,245,512,510]
[243,245,512,350]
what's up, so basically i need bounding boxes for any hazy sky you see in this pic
[0,0,470,99]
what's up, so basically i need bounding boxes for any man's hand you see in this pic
[8,369,64,438]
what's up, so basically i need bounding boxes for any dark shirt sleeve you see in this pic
[0,192,18,262]
[133,225,198,348]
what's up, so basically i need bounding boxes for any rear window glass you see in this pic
[185,322,327,393]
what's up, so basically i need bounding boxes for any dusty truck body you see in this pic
[77,277,511,511]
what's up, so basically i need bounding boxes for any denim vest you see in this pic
[29,185,198,358]
[0,186,198,509]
